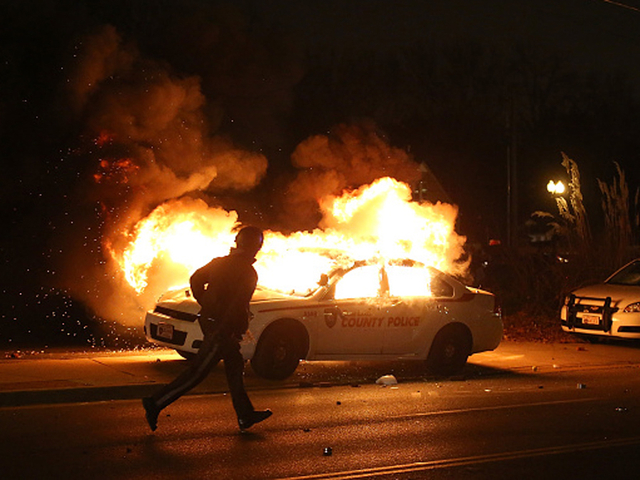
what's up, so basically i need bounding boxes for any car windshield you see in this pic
[607,261,640,286]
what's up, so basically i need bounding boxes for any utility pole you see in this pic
[506,96,518,248]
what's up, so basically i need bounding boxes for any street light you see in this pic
[547,180,565,196]
[547,179,571,235]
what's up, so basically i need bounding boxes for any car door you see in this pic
[381,265,454,354]
[315,265,387,355]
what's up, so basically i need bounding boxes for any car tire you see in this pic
[426,324,471,376]
[251,324,304,380]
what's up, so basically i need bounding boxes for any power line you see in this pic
[599,0,640,13]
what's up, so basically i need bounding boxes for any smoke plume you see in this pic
[283,122,422,228]
[57,23,269,325]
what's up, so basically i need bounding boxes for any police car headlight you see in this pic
[623,302,640,313]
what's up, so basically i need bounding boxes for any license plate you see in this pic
[157,323,174,340]
[581,314,601,325]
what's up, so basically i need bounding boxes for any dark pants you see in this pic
[150,330,254,420]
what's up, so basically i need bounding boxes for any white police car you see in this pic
[144,260,503,380]
[561,258,640,340]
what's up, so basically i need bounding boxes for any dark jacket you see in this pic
[189,249,258,336]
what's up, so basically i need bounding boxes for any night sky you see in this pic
[2,0,640,347]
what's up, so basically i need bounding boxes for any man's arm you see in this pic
[189,261,213,305]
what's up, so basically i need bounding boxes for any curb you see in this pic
[0,384,159,408]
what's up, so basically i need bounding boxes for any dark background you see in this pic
[2,0,640,348]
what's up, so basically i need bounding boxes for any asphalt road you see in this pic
[2,341,640,479]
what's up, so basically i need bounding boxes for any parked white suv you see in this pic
[561,258,640,340]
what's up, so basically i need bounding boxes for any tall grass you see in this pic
[557,152,591,253]
[597,161,636,271]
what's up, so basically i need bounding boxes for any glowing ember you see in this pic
[109,177,467,298]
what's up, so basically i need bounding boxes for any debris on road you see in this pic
[376,374,398,386]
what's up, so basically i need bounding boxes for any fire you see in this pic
[94,158,139,184]
[109,177,467,299]
[110,198,238,293]
[320,177,457,266]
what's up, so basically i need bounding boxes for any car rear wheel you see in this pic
[251,323,305,380]
[426,324,471,376]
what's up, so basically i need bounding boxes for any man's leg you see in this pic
[142,332,221,431]
[220,338,272,431]
[220,338,254,418]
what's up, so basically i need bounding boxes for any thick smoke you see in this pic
[69,25,268,201]
[283,122,422,228]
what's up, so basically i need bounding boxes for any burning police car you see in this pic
[145,260,503,380]
[561,258,640,340]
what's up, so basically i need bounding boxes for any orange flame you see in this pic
[94,158,139,184]
[109,177,467,298]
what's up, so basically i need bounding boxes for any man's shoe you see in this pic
[142,397,160,432]
[238,409,272,432]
